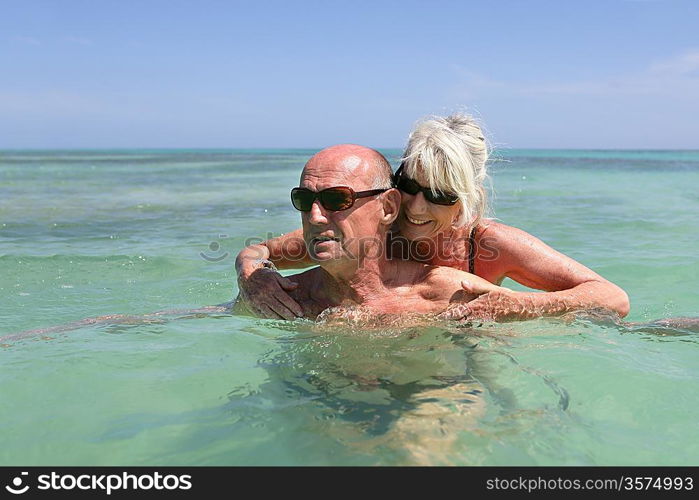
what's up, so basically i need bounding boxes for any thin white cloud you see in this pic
[0,91,102,115]
[63,36,93,46]
[447,66,508,100]
[10,36,41,46]
[450,48,699,99]
[649,49,699,76]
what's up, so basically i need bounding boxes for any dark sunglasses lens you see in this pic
[291,188,313,211]
[396,173,458,205]
[397,177,420,195]
[320,188,354,211]
[425,191,459,205]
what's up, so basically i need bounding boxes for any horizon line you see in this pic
[2,147,699,152]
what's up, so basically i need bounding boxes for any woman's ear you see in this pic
[451,206,465,228]
[380,188,401,226]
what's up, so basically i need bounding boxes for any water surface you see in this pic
[1,149,697,465]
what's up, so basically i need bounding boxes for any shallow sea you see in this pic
[1,149,698,465]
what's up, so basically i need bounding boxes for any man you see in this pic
[231,144,500,462]
[234,144,491,320]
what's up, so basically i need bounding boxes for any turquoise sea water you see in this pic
[1,149,698,465]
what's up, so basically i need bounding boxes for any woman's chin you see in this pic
[398,219,435,240]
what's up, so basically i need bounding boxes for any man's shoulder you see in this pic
[417,265,473,302]
[424,264,471,285]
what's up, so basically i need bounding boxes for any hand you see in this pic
[438,279,529,322]
[237,261,303,320]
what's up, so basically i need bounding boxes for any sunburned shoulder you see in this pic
[423,265,467,286]
[479,220,536,245]
[419,265,477,303]
[475,221,542,279]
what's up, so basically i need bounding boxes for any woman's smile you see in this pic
[406,215,431,226]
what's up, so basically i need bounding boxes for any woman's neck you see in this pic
[407,225,473,267]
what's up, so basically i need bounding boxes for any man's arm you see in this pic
[0,305,235,344]
[235,229,314,320]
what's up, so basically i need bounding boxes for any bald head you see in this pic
[302,144,393,190]
[296,144,401,272]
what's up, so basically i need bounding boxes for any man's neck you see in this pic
[316,249,396,307]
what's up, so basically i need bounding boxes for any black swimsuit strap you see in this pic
[467,226,477,275]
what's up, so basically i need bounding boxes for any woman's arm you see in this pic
[235,228,312,273]
[448,222,630,321]
[235,228,314,319]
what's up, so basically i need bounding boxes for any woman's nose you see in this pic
[405,191,428,214]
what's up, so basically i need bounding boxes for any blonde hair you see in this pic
[401,113,490,228]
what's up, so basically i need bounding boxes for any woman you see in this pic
[235,113,630,321]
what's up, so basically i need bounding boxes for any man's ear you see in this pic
[380,188,401,226]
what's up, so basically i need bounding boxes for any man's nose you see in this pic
[406,191,428,214]
[308,200,329,225]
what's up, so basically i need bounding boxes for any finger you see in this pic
[245,278,284,312]
[237,295,263,317]
[268,297,298,321]
[257,304,285,320]
[463,308,494,322]
[437,304,470,321]
[442,309,470,321]
[242,292,273,317]
[277,275,299,291]
[461,279,494,296]
[273,290,304,318]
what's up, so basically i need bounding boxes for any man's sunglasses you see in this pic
[393,164,459,206]
[291,186,388,212]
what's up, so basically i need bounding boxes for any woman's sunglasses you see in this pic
[393,164,459,206]
[291,186,388,212]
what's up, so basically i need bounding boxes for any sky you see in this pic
[1,0,698,149]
